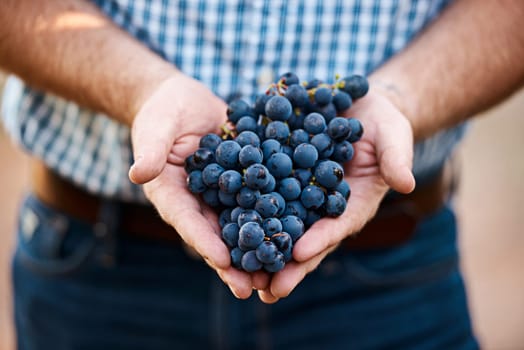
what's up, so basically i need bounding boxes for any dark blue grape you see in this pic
[231,247,244,269]
[236,187,260,209]
[277,177,302,200]
[193,148,216,169]
[186,72,366,273]
[238,222,265,250]
[199,133,222,151]
[293,168,312,188]
[332,91,352,111]
[265,95,292,121]
[293,143,318,169]
[184,155,200,173]
[303,112,327,135]
[264,252,285,272]
[285,84,308,107]
[300,185,325,209]
[202,163,225,188]
[222,223,240,247]
[286,112,299,131]
[288,112,305,130]
[347,118,364,143]
[227,99,255,123]
[280,215,305,242]
[339,75,369,99]
[265,121,290,143]
[310,133,334,159]
[235,131,260,148]
[254,94,272,115]
[256,241,279,264]
[314,87,333,106]
[256,124,266,142]
[187,170,207,194]
[327,117,351,142]
[271,232,293,262]
[244,164,270,190]
[241,250,263,272]
[304,210,322,228]
[289,129,310,148]
[326,192,347,217]
[236,116,258,133]
[215,141,241,169]
[335,180,351,200]
[262,218,283,237]
[239,145,263,168]
[255,193,280,218]
[261,139,281,162]
[218,170,243,194]
[281,145,294,159]
[283,200,307,221]
[313,103,337,123]
[266,153,293,179]
[260,174,276,193]
[237,209,263,227]
[202,188,220,207]
[218,190,238,206]
[279,72,300,85]
[218,208,233,228]
[332,141,354,163]
[271,191,286,217]
[304,79,322,89]
[314,160,344,189]
[231,206,243,224]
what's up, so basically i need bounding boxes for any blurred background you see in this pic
[0,73,523,350]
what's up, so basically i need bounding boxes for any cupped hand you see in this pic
[257,87,416,303]
[128,72,254,299]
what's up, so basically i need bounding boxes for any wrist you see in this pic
[368,75,421,141]
[367,79,405,113]
[125,62,180,125]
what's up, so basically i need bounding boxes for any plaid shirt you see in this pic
[2,0,463,202]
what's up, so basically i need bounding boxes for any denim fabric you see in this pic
[12,194,479,350]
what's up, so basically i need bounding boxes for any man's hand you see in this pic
[128,73,254,299]
[257,87,416,303]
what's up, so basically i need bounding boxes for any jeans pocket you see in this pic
[14,194,96,277]
[338,205,460,288]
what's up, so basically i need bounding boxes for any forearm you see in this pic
[371,0,524,141]
[0,0,176,125]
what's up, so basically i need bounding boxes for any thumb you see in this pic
[376,118,416,194]
[129,111,177,184]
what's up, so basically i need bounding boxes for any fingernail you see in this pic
[132,155,143,167]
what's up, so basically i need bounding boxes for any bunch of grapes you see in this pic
[185,73,368,272]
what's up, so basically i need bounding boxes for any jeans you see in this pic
[12,194,479,350]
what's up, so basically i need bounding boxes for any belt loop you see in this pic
[93,199,120,267]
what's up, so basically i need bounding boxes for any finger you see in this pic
[257,289,280,304]
[270,247,335,299]
[145,167,231,270]
[252,270,271,291]
[216,267,253,300]
[169,204,230,270]
[201,204,221,234]
[376,118,416,194]
[171,204,230,270]
[129,111,178,184]
[167,135,202,166]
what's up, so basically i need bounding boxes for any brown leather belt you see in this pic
[31,158,456,251]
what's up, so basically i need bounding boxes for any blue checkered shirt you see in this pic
[2,0,464,202]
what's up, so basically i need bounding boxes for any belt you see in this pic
[31,158,456,251]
